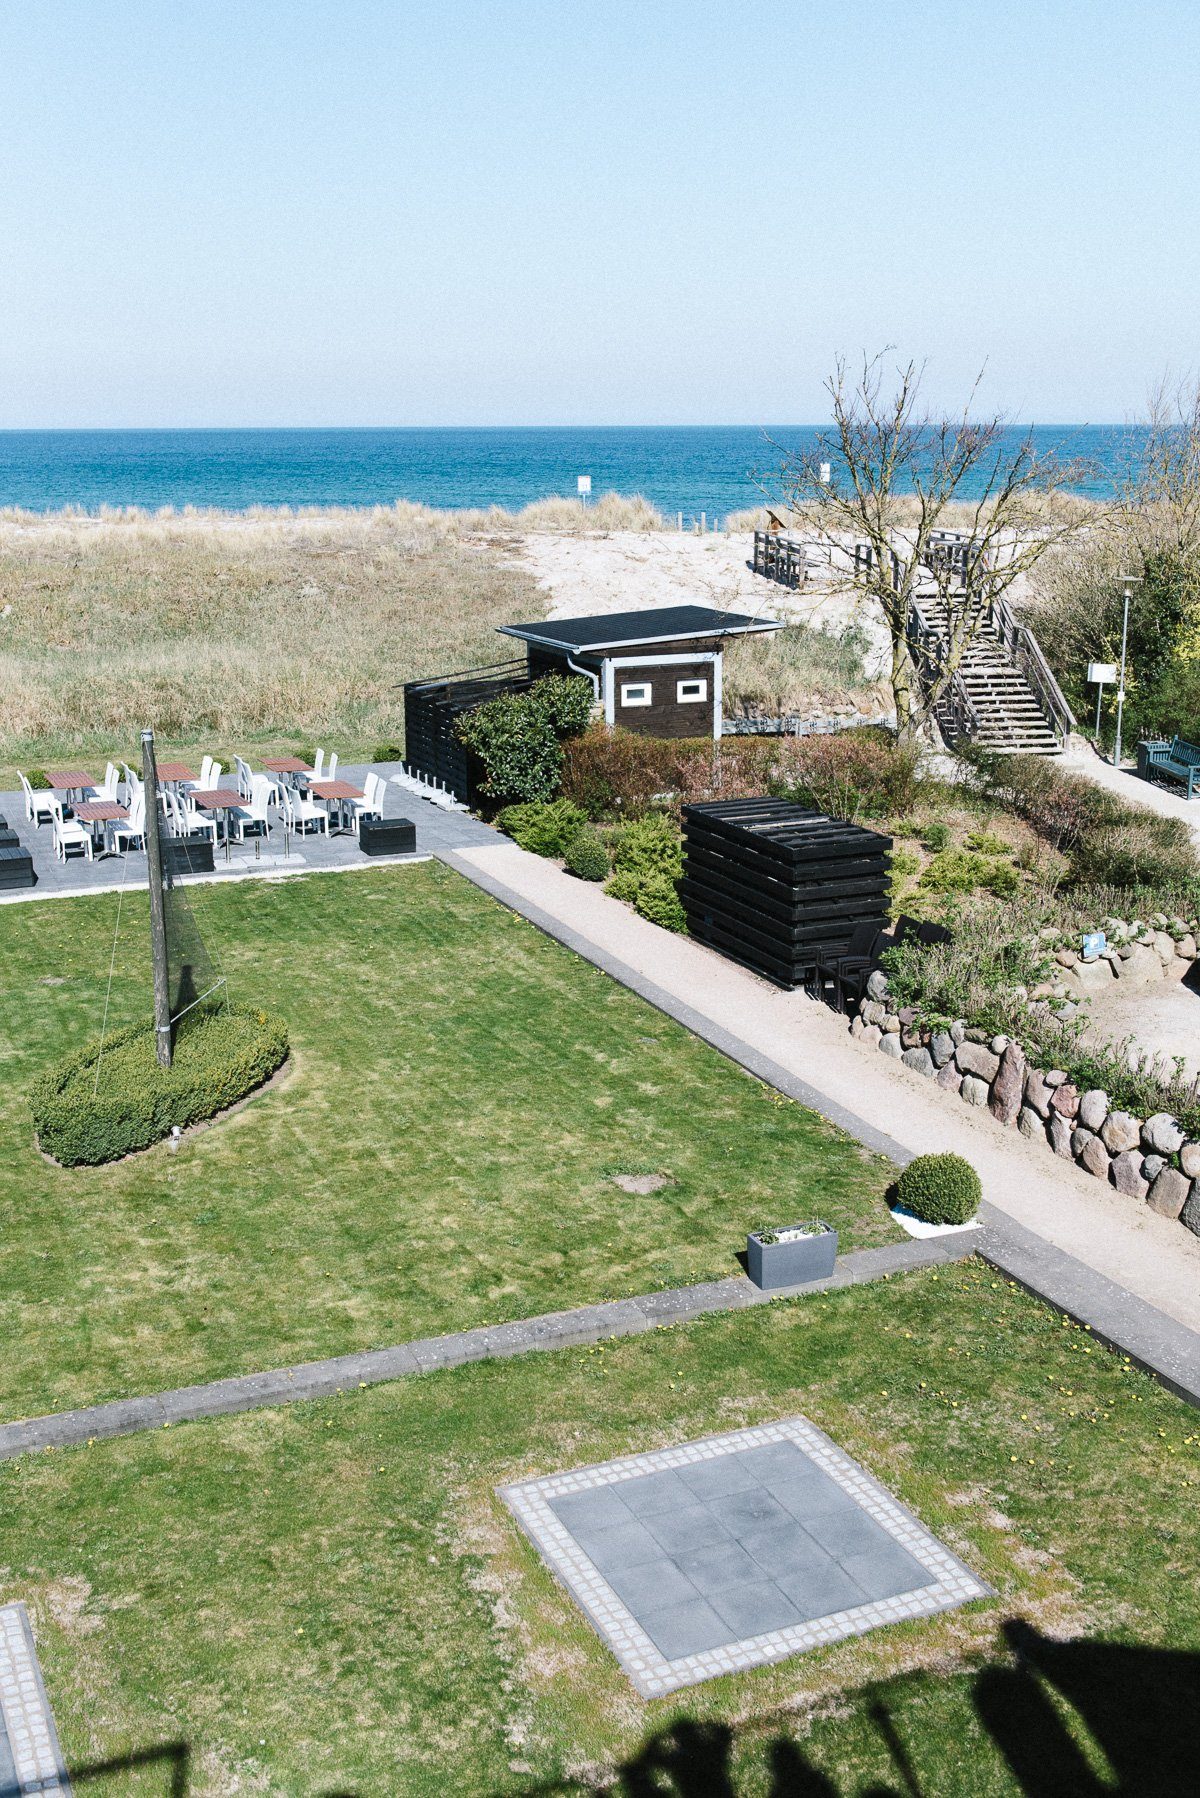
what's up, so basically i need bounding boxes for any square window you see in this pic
[620,683,652,707]
[677,678,708,703]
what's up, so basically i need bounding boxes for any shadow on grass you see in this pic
[507,1622,1200,1798]
[44,1624,1200,1797]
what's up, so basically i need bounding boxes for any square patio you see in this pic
[502,1417,990,1696]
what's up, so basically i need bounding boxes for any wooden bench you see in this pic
[1143,735,1200,798]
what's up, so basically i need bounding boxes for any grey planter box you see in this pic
[747,1221,838,1290]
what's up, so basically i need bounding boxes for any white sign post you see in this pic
[1086,661,1118,742]
[577,475,591,501]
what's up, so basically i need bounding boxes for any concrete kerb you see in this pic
[0,1236,967,1464]
[436,849,1200,1410]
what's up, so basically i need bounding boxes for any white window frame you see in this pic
[619,681,653,708]
[676,677,708,704]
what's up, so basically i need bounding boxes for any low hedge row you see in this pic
[32,1002,289,1166]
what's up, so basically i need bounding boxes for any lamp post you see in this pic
[1112,573,1141,770]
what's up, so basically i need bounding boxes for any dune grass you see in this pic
[3,1264,1197,1795]
[0,861,895,1422]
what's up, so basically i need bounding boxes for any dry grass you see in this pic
[0,506,554,777]
[726,493,1102,535]
[722,621,887,718]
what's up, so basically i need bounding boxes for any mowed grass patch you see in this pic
[2,1266,1197,1795]
[0,862,894,1419]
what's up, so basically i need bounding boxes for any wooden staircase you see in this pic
[909,593,1075,756]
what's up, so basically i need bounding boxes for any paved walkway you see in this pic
[1063,742,1200,843]
[440,833,1200,1334]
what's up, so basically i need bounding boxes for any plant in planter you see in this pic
[746,1219,838,1289]
[894,1152,981,1225]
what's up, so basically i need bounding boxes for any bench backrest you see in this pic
[1170,736,1200,766]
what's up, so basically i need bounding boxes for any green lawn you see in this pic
[3,1264,1197,1795]
[0,861,895,1422]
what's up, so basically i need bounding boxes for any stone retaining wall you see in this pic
[852,925,1200,1240]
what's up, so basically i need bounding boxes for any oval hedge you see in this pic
[895,1152,982,1225]
[32,1002,289,1167]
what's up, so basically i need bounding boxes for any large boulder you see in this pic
[865,969,890,1001]
[862,1000,888,1027]
[937,1063,963,1095]
[1017,1105,1047,1142]
[961,1074,990,1107]
[1077,1089,1108,1133]
[1101,1111,1141,1154]
[1181,1143,1200,1179]
[1147,1167,1191,1219]
[1050,1083,1080,1119]
[1049,1115,1074,1159]
[1078,1134,1112,1181]
[1071,957,1114,992]
[1142,1113,1185,1156]
[955,1040,1000,1083]
[902,1046,935,1077]
[989,1043,1026,1126]
[1181,1184,1200,1237]
[1023,1071,1054,1119]
[930,1031,956,1069]
[860,1023,882,1047]
[1152,930,1177,965]
[1070,1126,1097,1161]
[879,1032,903,1059]
[1110,1150,1149,1199]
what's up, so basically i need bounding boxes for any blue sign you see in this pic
[1081,932,1106,962]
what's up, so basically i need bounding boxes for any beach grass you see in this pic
[0,860,895,1422]
[4,1264,1196,1795]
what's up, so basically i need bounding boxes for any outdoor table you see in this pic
[156,762,196,789]
[74,799,128,857]
[45,770,96,811]
[311,779,364,835]
[263,757,314,788]
[192,787,246,858]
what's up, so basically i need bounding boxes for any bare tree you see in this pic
[1119,375,1200,564]
[772,354,1091,743]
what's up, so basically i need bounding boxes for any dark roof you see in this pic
[497,604,783,655]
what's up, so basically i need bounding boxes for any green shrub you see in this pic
[965,830,1011,856]
[776,728,921,821]
[923,821,951,852]
[920,849,1017,898]
[604,866,687,931]
[495,798,588,857]
[24,768,50,789]
[31,1003,289,1167]
[456,675,593,805]
[563,829,609,881]
[611,813,683,882]
[895,1153,982,1225]
[372,742,403,763]
[1069,817,1199,890]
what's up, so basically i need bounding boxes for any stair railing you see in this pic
[990,592,1076,749]
[906,597,983,746]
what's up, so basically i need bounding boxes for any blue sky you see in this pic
[2,0,1197,427]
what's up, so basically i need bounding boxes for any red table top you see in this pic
[263,757,313,774]
[311,781,364,800]
[156,763,196,781]
[191,788,244,810]
[75,800,128,822]
[45,770,94,790]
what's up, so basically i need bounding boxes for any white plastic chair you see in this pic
[111,793,147,853]
[347,772,384,829]
[101,762,120,800]
[281,783,328,837]
[232,775,273,841]
[325,751,338,782]
[234,755,253,799]
[169,789,218,843]
[312,749,326,781]
[19,773,58,826]
[54,813,93,862]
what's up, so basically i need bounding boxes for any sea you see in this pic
[0,425,1133,519]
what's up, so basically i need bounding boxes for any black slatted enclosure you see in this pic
[681,798,892,988]
[402,661,533,805]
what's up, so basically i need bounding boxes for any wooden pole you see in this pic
[141,728,173,1067]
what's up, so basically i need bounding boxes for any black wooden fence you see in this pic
[681,797,892,988]
[402,660,532,805]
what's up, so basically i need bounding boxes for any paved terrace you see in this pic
[0,762,496,903]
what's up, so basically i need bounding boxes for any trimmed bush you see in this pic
[372,741,403,763]
[894,1152,982,1225]
[495,799,588,858]
[628,872,687,932]
[24,768,50,789]
[776,728,921,821]
[456,674,593,804]
[611,813,684,881]
[563,829,609,881]
[31,1002,289,1167]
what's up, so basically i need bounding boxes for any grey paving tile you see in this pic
[642,1503,733,1555]
[576,1517,663,1575]
[671,1538,763,1597]
[705,1485,795,1535]
[603,1558,699,1613]
[774,1561,870,1621]
[676,1453,761,1501]
[840,1543,931,1600]
[707,1579,803,1639]
[550,1486,633,1537]
[638,1595,732,1659]
[799,1505,897,1562]
[616,1468,694,1520]
[739,1521,845,1581]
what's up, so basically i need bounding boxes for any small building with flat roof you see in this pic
[497,604,783,740]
